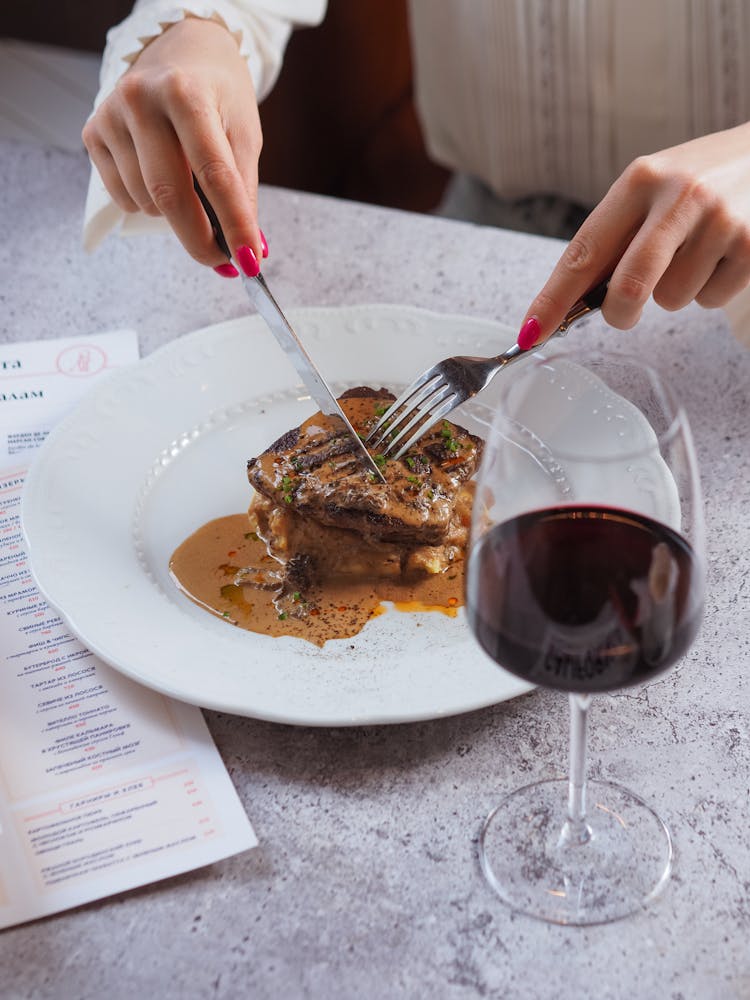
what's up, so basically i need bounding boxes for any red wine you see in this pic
[467,506,702,692]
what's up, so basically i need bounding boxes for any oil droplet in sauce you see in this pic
[170,514,465,647]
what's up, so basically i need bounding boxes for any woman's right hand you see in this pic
[82,15,266,276]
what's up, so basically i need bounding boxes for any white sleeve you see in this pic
[82,0,326,250]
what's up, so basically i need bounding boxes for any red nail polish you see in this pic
[259,230,269,259]
[236,245,260,277]
[517,316,541,351]
[214,262,239,278]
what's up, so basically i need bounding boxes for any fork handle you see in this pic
[555,276,610,335]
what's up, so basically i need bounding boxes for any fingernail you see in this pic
[517,316,541,351]
[259,229,269,259]
[236,245,260,277]
[214,262,239,278]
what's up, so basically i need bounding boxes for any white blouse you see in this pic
[408,0,750,206]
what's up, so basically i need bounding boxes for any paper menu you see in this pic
[0,331,256,930]
[0,334,137,465]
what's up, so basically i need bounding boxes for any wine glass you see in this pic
[465,348,705,925]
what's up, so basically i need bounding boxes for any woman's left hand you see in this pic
[519,123,750,346]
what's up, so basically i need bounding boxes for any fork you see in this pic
[365,278,609,460]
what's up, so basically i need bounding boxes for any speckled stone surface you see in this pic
[2,139,750,1000]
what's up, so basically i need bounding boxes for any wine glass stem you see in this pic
[563,693,592,845]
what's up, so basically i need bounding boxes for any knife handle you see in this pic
[192,176,232,260]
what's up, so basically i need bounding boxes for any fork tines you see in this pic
[364,370,458,461]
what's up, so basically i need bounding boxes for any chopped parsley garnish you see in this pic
[441,421,461,453]
[374,403,388,416]
[373,453,387,468]
[406,475,420,485]
[244,531,259,541]
[281,474,300,504]
[278,612,288,621]
[405,456,415,470]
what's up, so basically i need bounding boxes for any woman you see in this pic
[82,0,750,346]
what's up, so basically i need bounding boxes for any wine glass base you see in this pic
[479,778,672,926]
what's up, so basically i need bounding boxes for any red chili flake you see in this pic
[227,550,238,557]
[337,605,347,612]
[310,608,321,616]
[448,597,458,606]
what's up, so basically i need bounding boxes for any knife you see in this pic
[193,179,386,483]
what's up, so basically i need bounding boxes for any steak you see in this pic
[247,387,483,547]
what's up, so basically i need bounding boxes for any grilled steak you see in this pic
[247,387,482,547]
[244,388,483,602]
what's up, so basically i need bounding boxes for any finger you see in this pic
[696,236,750,308]
[600,195,704,329]
[223,73,264,254]
[93,118,160,217]
[82,130,140,214]
[225,111,264,259]
[652,216,733,312]
[128,117,227,267]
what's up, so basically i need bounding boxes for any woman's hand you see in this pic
[82,16,265,275]
[519,123,750,347]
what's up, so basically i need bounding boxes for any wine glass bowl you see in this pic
[465,350,705,925]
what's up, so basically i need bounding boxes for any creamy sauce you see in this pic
[170,514,464,647]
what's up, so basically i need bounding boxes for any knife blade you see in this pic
[193,179,386,483]
[243,271,386,482]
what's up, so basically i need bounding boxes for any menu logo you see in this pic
[56,345,107,377]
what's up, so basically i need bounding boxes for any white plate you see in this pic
[21,305,678,726]
[22,304,536,726]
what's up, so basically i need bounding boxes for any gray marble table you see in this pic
[1,139,749,1000]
